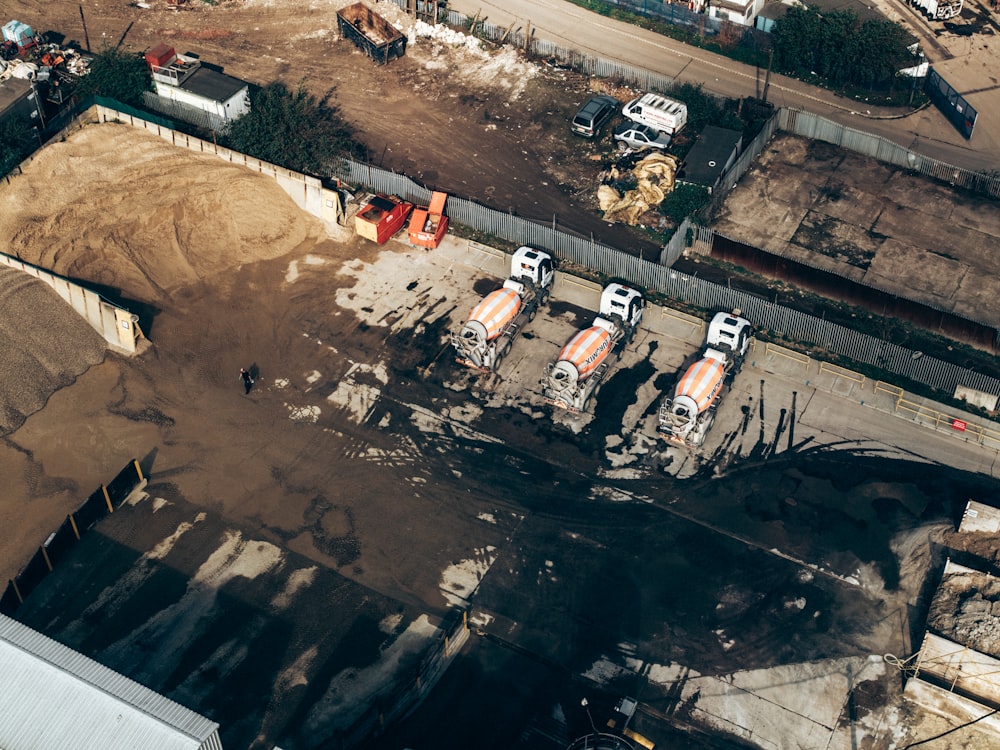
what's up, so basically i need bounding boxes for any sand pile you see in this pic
[0,122,322,304]
[0,266,106,435]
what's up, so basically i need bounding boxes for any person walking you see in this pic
[240,368,254,394]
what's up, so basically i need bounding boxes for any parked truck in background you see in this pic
[542,283,644,412]
[621,93,688,136]
[452,246,554,371]
[658,310,754,447]
[911,0,962,20]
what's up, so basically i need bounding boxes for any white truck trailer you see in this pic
[542,283,644,412]
[658,310,754,447]
[452,246,554,371]
[911,0,962,20]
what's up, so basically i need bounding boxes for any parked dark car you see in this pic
[571,94,619,138]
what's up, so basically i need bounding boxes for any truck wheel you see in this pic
[527,307,537,322]
[496,340,512,368]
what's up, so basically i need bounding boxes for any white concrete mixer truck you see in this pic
[542,283,644,412]
[451,246,555,371]
[658,310,754,447]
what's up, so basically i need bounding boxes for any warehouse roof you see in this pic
[0,614,222,750]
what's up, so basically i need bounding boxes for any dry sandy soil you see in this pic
[2,3,1000,749]
[2,118,1000,750]
[6,0,660,253]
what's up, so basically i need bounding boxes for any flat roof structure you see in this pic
[0,76,33,118]
[0,614,222,750]
[682,125,743,190]
[180,67,247,104]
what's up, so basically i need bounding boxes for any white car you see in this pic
[613,121,672,150]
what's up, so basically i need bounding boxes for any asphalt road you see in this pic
[447,0,1000,171]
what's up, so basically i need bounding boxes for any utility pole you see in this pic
[762,47,773,105]
[581,698,599,746]
[79,4,91,52]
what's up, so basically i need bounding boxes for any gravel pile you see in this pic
[928,569,1000,657]
[0,266,106,435]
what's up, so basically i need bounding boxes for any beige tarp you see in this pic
[599,152,678,225]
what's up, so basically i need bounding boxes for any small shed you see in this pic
[336,2,407,64]
[679,125,743,194]
[0,75,43,130]
[145,46,250,129]
[755,1,790,32]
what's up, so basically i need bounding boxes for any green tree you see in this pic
[0,114,33,177]
[772,5,913,89]
[660,183,709,223]
[75,45,153,107]
[771,5,824,76]
[223,81,362,177]
[672,82,743,134]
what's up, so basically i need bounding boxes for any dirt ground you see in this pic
[5,0,661,255]
[2,3,1000,748]
[709,134,1000,332]
[3,119,1000,749]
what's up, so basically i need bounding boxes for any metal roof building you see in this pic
[0,614,222,750]
[679,125,744,194]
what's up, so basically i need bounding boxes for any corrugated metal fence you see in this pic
[429,0,1000,200]
[779,109,1000,198]
[337,155,1000,397]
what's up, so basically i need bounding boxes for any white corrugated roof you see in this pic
[0,614,221,750]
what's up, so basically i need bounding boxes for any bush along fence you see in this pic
[0,459,146,616]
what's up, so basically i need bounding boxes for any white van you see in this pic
[621,93,688,136]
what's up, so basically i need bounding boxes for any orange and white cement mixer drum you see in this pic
[469,288,522,341]
[676,357,725,412]
[558,326,613,379]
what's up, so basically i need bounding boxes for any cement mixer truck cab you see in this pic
[658,310,753,447]
[451,246,555,371]
[542,283,644,412]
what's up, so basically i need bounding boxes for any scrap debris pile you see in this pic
[0,19,91,87]
[597,152,679,226]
